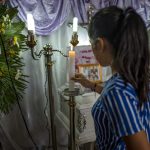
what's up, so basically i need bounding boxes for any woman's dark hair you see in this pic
[88,6,150,103]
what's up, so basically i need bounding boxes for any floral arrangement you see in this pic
[0,4,28,113]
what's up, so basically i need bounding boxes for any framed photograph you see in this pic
[78,64,102,82]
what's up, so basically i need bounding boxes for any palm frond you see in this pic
[0,5,29,113]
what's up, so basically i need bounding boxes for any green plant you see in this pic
[0,5,28,113]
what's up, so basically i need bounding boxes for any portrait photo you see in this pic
[78,64,102,82]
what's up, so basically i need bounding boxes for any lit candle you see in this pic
[27,13,35,32]
[73,17,78,32]
[27,13,35,33]
[27,13,35,42]
[68,50,75,91]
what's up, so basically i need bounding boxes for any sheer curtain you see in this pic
[9,0,71,35]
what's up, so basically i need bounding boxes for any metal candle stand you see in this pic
[62,30,79,150]
[26,33,68,150]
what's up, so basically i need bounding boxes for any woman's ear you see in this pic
[97,37,104,52]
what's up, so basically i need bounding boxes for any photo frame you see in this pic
[78,64,102,82]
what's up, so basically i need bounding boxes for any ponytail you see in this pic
[113,7,150,102]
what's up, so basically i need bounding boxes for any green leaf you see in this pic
[0,5,29,113]
[5,22,25,36]
[5,7,18,20]
[0,5,7,18]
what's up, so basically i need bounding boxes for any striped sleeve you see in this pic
[103,88,143,138]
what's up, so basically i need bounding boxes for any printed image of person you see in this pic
[93,67,99,80]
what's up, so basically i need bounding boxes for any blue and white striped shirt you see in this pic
[92,73,150,150]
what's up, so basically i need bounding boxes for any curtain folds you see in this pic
[9,0,71,35]
[70,0,150,29]
[9,0,150,36]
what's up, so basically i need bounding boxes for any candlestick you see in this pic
[68,50,75,91]
[73,17,78,32]
[27,13,35,33]
[26,13,36,51]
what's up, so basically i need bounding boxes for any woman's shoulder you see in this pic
[99,74,141,113]
[103,73,137,99]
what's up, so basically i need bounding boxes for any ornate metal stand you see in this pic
[61,22,80,150]
[26,38,68,150]
[63,88,80,150]
[45,46,57,150]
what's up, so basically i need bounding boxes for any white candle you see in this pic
[68,50,75,91]
[27,13,35,33]
[73,17,78,32]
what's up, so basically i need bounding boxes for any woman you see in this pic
[72,6,150,150]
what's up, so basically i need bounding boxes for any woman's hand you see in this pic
[72,73,103,93]
[71,73,93,89]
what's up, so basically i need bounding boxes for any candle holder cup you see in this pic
[26,30,36,49]
[70,32,79,47]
